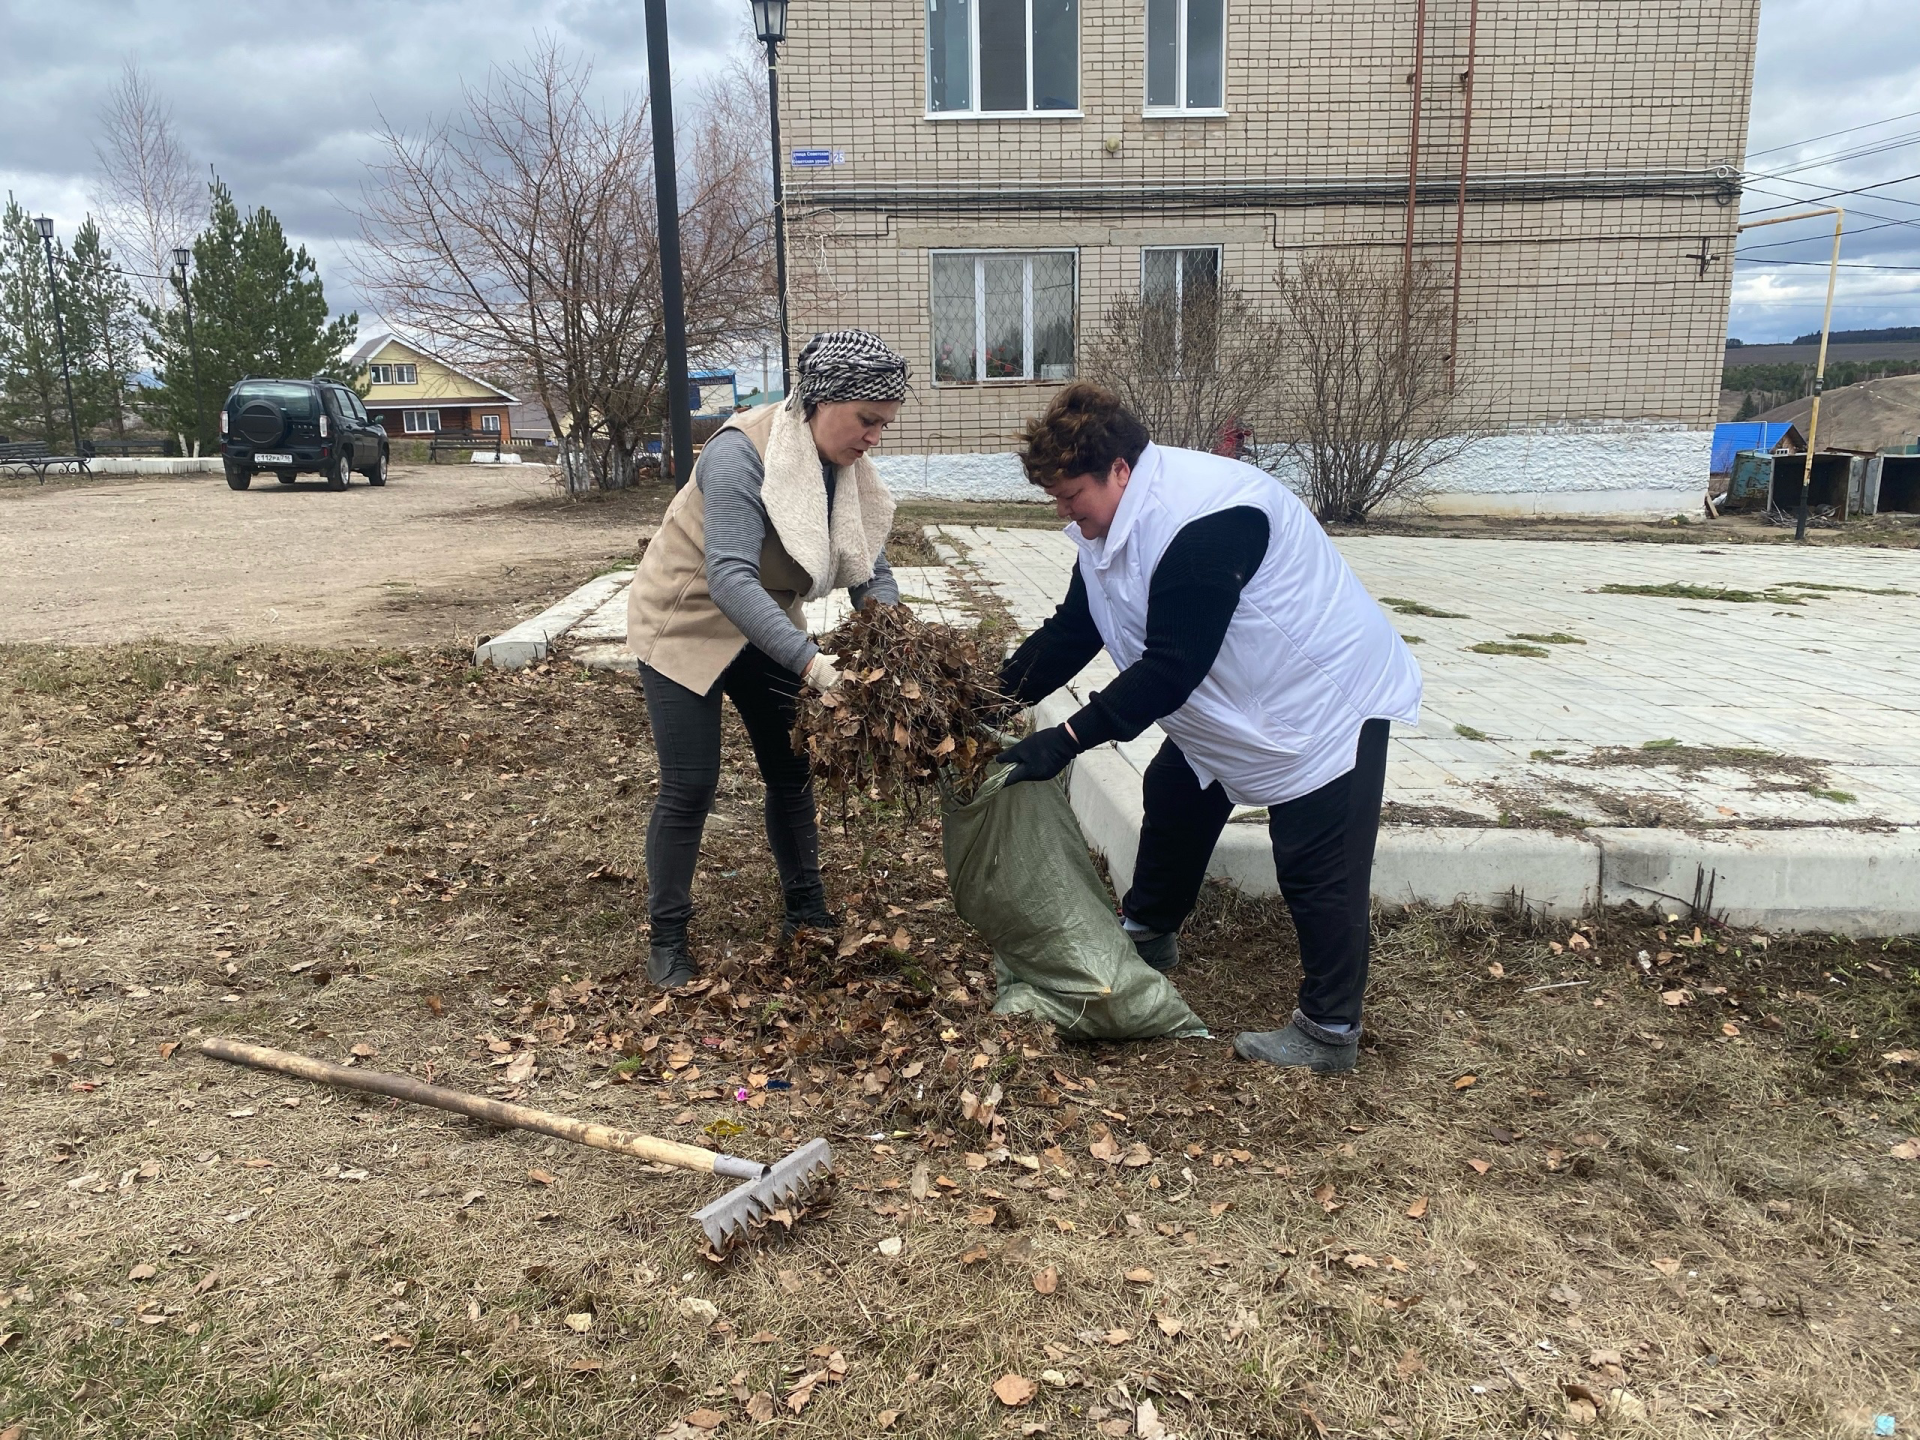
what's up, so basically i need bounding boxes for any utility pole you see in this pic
[1737,206,1844,540]
[34,218,83,459]
[645,0,696,487]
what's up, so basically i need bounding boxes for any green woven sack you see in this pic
[942,766,1208,1041]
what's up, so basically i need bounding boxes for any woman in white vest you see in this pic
[625,331,907,989]
[998,383,1422,1072]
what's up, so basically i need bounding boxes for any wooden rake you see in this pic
[198,1038,833,1254]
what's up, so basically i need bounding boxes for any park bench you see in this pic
[427,427,504,460]
[0,440,90,482]
[85,437,173,458]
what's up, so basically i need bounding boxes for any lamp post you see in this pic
[645,0,696,487]
[751,0,791,396]
[34,217,83,459]
[172,247,207,455]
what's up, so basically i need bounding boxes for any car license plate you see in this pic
[253,452,293,464]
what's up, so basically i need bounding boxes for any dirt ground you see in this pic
[2,645,1915,1439]
[0,463,664,649]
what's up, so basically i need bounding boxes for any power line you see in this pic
[1747,127,1920,183]
[1734,293,1920,306]
[1736,214,1919,254]
[1742,167,1920,217]
[1746,105,1920,161]
[1739,184,1920,241]
[1734,256,1920,271]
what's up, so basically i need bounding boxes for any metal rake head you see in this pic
[692,1138,834,1254]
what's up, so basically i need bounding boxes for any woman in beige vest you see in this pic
[626,331,909,988]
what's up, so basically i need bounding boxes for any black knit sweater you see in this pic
[1000,507,1271,748]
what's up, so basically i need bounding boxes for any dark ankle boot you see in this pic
[648,931,697,990]
[1128,927,1180,973]
[780,884,837,940]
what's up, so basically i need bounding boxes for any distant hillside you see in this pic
[1752,373,1920,452]
[1788,326,1920,346]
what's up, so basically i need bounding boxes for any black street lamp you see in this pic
[34,217,83,459]
[751,0,791,396]
[172,247,207,454]
[645,0,696,487]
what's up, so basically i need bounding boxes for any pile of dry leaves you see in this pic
[792,600,1009,804]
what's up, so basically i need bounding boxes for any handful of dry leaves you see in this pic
[792,601,1009,805]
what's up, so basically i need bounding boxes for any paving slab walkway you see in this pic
[937,526,1920,935]
[522,527,1920,934]
[937,526,1920,830]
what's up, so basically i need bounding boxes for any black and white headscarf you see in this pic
[791,329,910,409]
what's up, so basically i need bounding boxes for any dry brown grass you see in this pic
[2,643,1917,1440]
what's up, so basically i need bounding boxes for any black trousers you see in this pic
[1120,718,1391,1029]
[638,645,821,941]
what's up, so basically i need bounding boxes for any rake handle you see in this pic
[198,1037,759,1179]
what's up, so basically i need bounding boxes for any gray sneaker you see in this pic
[1129,928,1180,974]
[1232,1011,1360,1073]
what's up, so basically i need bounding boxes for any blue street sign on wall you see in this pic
[791,148,845,167]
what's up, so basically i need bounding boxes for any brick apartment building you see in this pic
[777,0,1759,511]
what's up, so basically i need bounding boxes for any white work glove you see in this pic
[802,651,842,693]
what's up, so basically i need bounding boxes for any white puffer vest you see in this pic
[1071,442,1422,807]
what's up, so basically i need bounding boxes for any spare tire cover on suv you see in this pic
[230,383,318,447]
[236,402,287,446]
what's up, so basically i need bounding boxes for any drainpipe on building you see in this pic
[1403,0,1428,314]
[1449,0,1478,391]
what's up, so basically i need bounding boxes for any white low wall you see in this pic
[90,458,220,476]
[877,423,1712,517]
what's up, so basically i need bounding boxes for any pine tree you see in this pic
[0,197,70,447]
[63,218,140,439]
[141,178,359,450]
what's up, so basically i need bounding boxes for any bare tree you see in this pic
[1265,253,1493,524]
[356,41,775,492]
[1081,278,1285,455]
[92,63,202,311]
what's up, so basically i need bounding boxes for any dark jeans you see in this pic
[638,645,821,941]
[1120,718,1391,1029]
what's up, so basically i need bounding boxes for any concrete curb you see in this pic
[94,458,219,475]
[1599,827,1920,935]
[475,570,634,670]
[1047,709,1919,935]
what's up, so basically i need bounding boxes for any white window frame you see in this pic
[925,0,1083,119]
[396,363,417,385]
[1141,246,1223,371]
[1143,0,1229,116]
[368,364,391,385]
[930,248,1078,386]
[480,412,501,433]
[402,409,441,434]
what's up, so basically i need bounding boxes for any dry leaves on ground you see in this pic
[992,1374,1037,1407]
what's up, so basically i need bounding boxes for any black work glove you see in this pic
[999,724,1081,786]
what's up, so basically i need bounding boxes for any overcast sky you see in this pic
[1,0,1914,348]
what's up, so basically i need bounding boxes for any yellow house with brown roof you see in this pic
[348,334,520,442]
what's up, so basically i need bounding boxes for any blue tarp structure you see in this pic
[1712,422,1799,475]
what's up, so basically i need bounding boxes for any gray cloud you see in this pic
[0,0,751,317]
[3,0,1914,344]
[1731,0,1920,341]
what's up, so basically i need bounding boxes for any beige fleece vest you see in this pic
[625,401,895,694]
